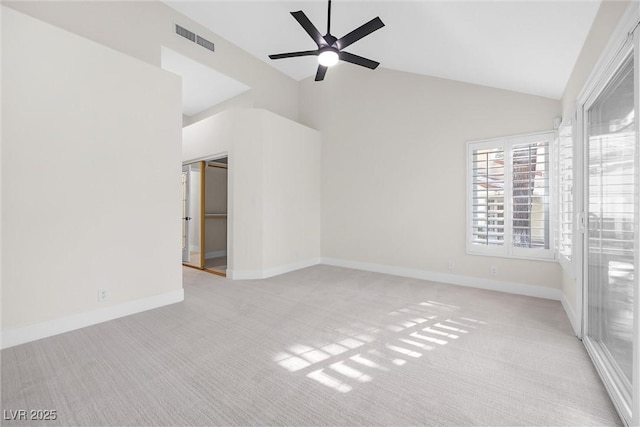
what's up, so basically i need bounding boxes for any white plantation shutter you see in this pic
[511,141,550,250]
[471,147,505,246]
[557,122,574,266]
[468,132,554,259]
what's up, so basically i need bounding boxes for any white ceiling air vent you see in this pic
[175,24,215,53]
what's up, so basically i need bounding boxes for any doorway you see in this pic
[182,156,229,277]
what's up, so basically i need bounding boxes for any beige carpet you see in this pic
[1,265,621,426]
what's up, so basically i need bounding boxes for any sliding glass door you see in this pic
[584,51,636,424]
[182,161,204,268]
[182,165,190,263]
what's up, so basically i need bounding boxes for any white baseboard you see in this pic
[205,250,227,260]
[561,292,581,337]
[321,257,562,301]
[229,257,321,280]
[0,289,184,350]
[227,268,262,280]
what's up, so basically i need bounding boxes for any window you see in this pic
[467,131,555,260]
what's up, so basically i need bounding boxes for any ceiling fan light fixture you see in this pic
[318,48,339,67]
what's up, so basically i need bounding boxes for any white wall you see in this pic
[184,92,254,127]
[182,109,321,278]
[262,113,322,272]
[4,1,299,124]
[1,7,183,345]
[300,66,563,295]
[561,0,629,118]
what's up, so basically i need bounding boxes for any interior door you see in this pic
[584,52,635,424]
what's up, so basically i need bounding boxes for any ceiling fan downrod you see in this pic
[327,0,332,35]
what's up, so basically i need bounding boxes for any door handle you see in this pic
[588,213,599,231]
[183,217,192,221]
[577,212,585,233]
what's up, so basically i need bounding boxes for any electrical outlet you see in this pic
[448,260,455,270]
[490,266,497,276]
[98,289,108,302]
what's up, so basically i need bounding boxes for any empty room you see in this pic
[1,0,639,425]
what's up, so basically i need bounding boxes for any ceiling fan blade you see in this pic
[269,50,318,60]
[315,65,328,81]
[339,51,380,70]
[336,17,384,50]
[291,11,327,47]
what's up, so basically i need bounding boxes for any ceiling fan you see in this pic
[269,0,385,81]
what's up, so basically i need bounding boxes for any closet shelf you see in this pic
[204,213,228,218]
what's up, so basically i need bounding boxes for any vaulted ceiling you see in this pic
[166,1,601,100]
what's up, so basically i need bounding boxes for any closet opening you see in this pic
[182,156,229,277]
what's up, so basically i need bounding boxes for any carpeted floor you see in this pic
[1,265,622,426]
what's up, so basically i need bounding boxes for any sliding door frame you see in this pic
[181,165,190,263]
[634,27,640,427]
[583,43,634,425]
[182,160,206,269]
[577,3,640,425]
[203,158,229,277]
[182,154,231,276]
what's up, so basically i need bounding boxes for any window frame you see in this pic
[466,130,556,261]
